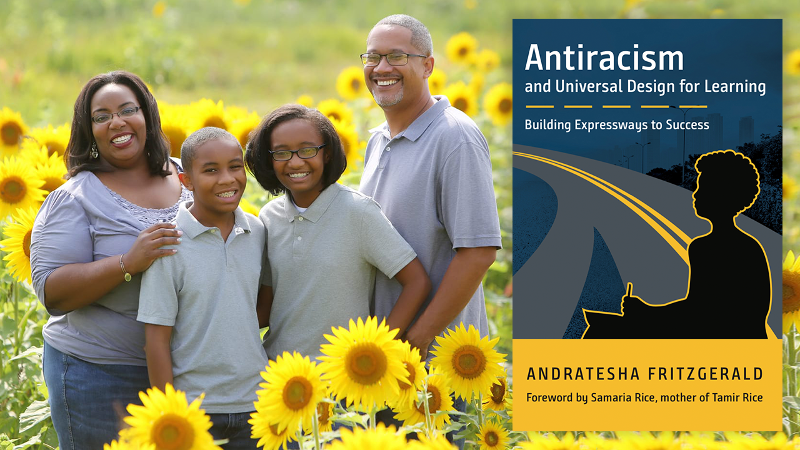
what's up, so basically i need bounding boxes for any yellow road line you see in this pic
[526,105,554,108]
[565,105,593,109]
[679,105,707,108]
[641,105,670,109]
[514,151,690,265]
[603,105,631,108]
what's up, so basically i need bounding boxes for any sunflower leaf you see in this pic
[18,400,50,433]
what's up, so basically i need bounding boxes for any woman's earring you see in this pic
[90,142,99,159]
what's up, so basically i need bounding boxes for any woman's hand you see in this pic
[121,223,183,275]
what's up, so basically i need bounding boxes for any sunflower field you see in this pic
[1,0,800,449]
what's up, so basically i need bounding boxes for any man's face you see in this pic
[364,25,432,110]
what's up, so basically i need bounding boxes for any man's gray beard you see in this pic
[374,90,403,108]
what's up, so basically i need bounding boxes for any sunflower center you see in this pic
[282,376,313,410]
[453,98,469,112]
[150,413,195,450]
[490,380,506,404]
[415,384,442,414]
[1,122,22,146]
[458,46,469,57]
[317,403,331,426]
[398,361,415,390]
[345,343,387,385]
[350,78,361,93]
[23,230,31,258]
[203,116,226,130]
[452,344,486,379]
[1,177,27,204]
[329,112,342,122]
[498,98,512,114]
[485,431,499,446]
[784,283,800,313]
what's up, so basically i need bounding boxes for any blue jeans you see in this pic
[209,412,260,449]
[43,340,151,450]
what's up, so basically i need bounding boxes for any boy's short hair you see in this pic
[181,127,242,173]
[244,104,347,196]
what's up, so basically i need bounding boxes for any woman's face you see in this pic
[90,83,147,169]
[270,118,328,208]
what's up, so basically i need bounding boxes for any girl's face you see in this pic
[270,118,329,208]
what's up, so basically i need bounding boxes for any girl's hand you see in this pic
[122,223,182,275]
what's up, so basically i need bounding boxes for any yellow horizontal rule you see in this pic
[512,338,781,431]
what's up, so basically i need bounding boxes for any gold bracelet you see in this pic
[120,254,132,282]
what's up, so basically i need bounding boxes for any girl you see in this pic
[245,104,430,360]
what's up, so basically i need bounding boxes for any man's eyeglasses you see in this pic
[360,52,427,67]
[269,144,326,161]
[91,106,141,125]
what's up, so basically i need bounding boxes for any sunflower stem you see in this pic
[11,281,20,356]
[297,421,305,449]
[369,404,377,430]
[421,379,434,439]
[477,391,484,428]
[312,405,321,450]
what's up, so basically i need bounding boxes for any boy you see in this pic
[138,127,270,449]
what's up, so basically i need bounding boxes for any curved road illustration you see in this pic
[513,145,782,339]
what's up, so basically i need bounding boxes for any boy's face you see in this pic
[181,138,246,222]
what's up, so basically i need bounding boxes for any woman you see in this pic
[30,71,190,449]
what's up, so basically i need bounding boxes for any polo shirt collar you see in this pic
[368,95,450,143]
[282,183,339,223]
[176,201,251,239]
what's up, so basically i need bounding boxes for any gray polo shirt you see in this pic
[260,183,416,361]
[359,95,502,343]
[138,202,268,413]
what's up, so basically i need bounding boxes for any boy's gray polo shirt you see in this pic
[359,95,502,342]
[138,202,268,413]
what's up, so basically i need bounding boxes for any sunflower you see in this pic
[248,420,296,450]
[159,102,192,158]
[783,251,800,315]
[239,198,261,217]
[786,49,800,76]
[388,341,426,409]
[392,369,454,430]
[428,70,447,95]
[303,399,335,434]
[785,309,800,335]
[1,207,38,284]
[326,423,406,450]
[253,351,327,433]
[0,107,28,158]
[121,384,220,450]
[519,432,579,450]
[319,316,408,409]
[445,32,478,64]
[484,83,513,126]
[229,111,261,149]
[188,99,230,132]
[785,176,798,199]
[482,376,509,413]
[337,66,368,100]
[616,432,684,450]
[476,420,509,450]
[0,157,46,220]
[329,118,362,173]
[152,1,166,18]
[473,49,500,73]
[28,123,70,156]
[430,323,506,401]
[317,99,354,125]
[33,150,68,195]
[443,82,478,117]
[407,434,457,450]
[104,439,155,450]
[296,95,314,108]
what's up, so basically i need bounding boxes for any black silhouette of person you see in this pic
[583,150,771,339]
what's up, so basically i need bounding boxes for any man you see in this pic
[359,14,502,360]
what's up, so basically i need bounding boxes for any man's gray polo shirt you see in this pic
[359,95,502,341]
[138,202,268,413]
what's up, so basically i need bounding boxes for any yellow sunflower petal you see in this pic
[326,423,406,450]
[0,206,38,284]
[0,107,28,158]
[445,32,478,64]
[477,420,510,450]
[317,98,354,125]
[0,156,46,219]
[392,368,454,430]
[786,49,800,76]
[443,82,478,117]
[784,251,800,314]
[484,83,513,126]
[337,66,368,101]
